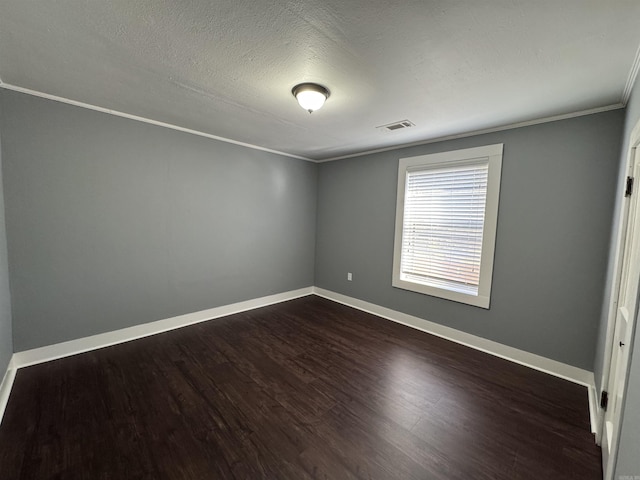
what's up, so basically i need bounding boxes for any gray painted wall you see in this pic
[612,76,640,479]
[0,90,317,351]
[0,108,13,375]
[315,110,624,370]
[0,81,633,470]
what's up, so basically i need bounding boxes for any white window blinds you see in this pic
[400,161,489,296]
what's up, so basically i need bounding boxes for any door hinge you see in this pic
[601,390,609,411]
[625,176,634,197]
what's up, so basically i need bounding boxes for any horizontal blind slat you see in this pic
[401,161,489,295]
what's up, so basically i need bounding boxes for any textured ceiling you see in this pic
[1,1,640,161]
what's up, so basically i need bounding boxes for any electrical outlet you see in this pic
[347,272,353,281]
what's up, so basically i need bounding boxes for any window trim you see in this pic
[392,144,503,309]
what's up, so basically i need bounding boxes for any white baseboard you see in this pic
[2,285,600,436]
[590,385,603,444]
[313,288,599,434]
[313,288,595,385]
[13,287,313,369]
[0,355,17,426]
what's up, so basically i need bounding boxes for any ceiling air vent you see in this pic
[377,120,415,132]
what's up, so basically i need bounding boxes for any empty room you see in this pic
[1,1,640,479]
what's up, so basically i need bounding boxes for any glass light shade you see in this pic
[292,83,330,113]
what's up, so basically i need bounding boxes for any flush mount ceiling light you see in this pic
[292,83,330,113]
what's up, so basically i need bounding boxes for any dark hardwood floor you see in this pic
[0,295,601,479]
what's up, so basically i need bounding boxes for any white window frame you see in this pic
[392,144,503,309]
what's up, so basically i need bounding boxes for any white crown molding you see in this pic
[0,83,315,163]
[622,43,640,106]
[318,104,625,163]
[0,81,626,165]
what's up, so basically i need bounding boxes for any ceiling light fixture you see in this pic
[292,83,330,113]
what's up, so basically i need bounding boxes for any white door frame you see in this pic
[598,117,640,478]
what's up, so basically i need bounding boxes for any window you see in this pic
[392,144,503,308]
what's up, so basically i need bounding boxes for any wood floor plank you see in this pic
[0,296,601,479]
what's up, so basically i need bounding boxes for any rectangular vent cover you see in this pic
[377,120,415,132]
